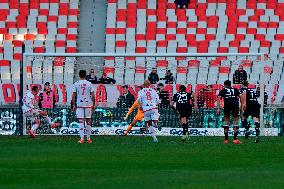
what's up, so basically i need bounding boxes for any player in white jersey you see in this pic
[72,70,96,144]
[22,86,60,138]
[137,80,160,142]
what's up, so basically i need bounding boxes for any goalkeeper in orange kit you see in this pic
[124,86,144,135]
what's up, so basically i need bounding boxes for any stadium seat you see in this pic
[103,0,284,103]
[0,0,79,84]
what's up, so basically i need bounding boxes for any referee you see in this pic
[171,85,194,142]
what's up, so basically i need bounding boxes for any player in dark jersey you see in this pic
[240,81,261,143]
[171,85,194,142]
[217,80,242,144]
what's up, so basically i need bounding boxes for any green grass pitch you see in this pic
[0,136,284,189]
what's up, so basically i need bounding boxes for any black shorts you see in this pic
[223,104,239,117]
[243,104,260,118]
[177,106,192,118]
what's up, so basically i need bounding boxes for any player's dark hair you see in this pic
[79,70,86,78]
[224,80,231,87]
[32,86,39,92]
[179,85,186,92]
[123,85,128,89]
[242,81,249,87]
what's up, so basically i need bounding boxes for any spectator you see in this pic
[148,68,159,84]
[38,82,57,109]
[174,0,189,8]
[86,69,97,84]
[205,85,217,109]
[233,65,247,84]
[164,70,175,84]
[157,83,170,108]
[117,85,135,108]
[282,96,284,103]
[99,73,116,84]
[196,88,206,108]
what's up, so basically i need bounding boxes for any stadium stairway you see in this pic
[75,0,106,79]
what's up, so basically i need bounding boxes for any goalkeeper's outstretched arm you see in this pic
[125,101,138,119]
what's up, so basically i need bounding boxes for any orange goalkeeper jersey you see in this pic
[126,100,144,121]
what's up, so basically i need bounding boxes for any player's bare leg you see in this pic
[86,118,93,144]
[147,121,158,143]
[242,115,250,139]
[39,111,60,129]
[253,117,260,143]
[233,116,242,144]
[124,119,139,135]
[223,116,230,144]
[29,119,40,138]
[78,118,85,143]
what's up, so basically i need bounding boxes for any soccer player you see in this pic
[72,70,96,144]
[137,80,160,142]
[240,81,261,143]
[217,80,242,144]
[124,86,144,135]
[22,86,60,138]
[171,85,194,142]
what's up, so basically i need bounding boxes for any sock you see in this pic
[31,124,39,132]
[125,125,133,134]
[79,122,84,140]
[255,122,260,137]
[233,125,238,140]
[148,126,157,140]
[44,116,53,126]
[224,125,229,141]
[86,125,91,140]
[186,122,190,137]
[182,123,187,135]
[242,120,249,131]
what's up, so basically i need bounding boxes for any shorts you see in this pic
[134,111,144,121]
[24,109,40,123]
[177,107,192,118]
[243,104,260,118]
[223,104,239,117]
[76,107,92,119]
[143,109,160,122]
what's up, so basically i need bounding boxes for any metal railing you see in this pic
[0,106,283,135]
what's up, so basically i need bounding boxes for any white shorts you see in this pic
[143,109,159,122]
[76,107,92,119]
[24,109,40,123]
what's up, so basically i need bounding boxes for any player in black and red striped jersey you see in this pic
[217,80,242,144]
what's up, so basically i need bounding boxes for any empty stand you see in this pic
[105,0,284,103]
[0,0,79,84]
